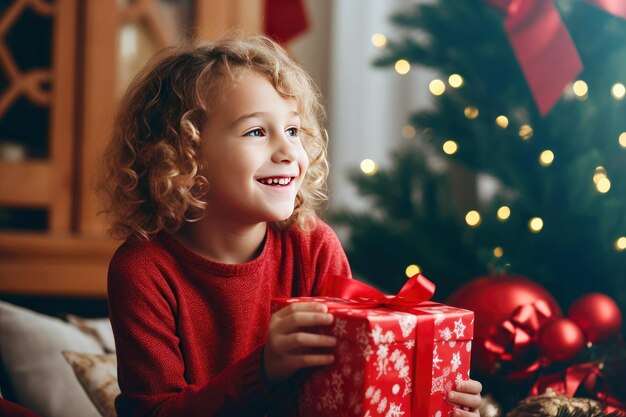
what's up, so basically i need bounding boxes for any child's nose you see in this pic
[271,132,297,163]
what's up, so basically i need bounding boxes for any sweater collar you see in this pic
[157,225,275,277]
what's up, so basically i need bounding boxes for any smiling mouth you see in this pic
[257,177,294,186]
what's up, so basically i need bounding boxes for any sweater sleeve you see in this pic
[107,245,272,417]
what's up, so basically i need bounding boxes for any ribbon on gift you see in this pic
[530,362,626,414]
[319,274,443,417]
[484,0,626,116]
[320,273,436,307]
[483,299,557,380]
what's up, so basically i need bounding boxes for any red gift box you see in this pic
[271,275,474,417]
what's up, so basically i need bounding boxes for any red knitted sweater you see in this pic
[108,220,351,417]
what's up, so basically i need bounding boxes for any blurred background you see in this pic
[0,0,437,314]
[3,0,626,413]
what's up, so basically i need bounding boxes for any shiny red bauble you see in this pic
[568,293,622,343]
[446,275,562,374]
[537,318,585,362]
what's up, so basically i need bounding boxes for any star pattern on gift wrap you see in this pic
[453,318,466,338]
[434,313,446,325]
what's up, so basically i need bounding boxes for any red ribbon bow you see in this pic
[530,362,626,414]
[320,273,436,307]
[484,299,557,379]
[484,0,626,116]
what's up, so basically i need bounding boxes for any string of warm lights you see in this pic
[368,33,626,276]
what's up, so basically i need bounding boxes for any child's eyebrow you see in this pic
[231,111,300,127]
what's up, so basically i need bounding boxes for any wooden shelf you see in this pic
[0,232,119,297]
[0,0,263,299]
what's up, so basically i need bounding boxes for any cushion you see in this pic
[0,301,103,417]
[62,352,119,417]
[66,315,116,353]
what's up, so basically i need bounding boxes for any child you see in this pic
[98,34,482,417]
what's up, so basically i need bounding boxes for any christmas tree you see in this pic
[334,0,626,311]
[334,1,626,412]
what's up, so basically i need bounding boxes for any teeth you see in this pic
[260,177,292,185]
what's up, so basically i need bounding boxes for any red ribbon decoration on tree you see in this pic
[264,0,310,45]
[483,299,557,379]
[484,0,626,116]
[530,362,626,414]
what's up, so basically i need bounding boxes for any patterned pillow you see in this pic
[66,315,116,353]
[62,352,119,417]
[0,301,103,417]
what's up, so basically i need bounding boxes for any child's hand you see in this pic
[263,302,336,385]
[447,379,482,416]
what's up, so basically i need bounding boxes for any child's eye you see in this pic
[245,128,265,137]
[286,127,299,137]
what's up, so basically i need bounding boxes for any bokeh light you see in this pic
[395,59,411,75]
[360,159,378,175]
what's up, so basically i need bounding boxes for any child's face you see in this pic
[199,70,309,226]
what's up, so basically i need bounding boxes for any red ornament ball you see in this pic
[537,318,585,362]
[568,293,622,343]
[446,275,562,374]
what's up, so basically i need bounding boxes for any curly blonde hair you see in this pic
[97,34,328,240]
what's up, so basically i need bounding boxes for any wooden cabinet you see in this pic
[0,0,262,297]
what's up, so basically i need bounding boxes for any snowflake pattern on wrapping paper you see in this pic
[377,398,388,414]
[349,390,362,416]
[434,313,446,325]
[439,327,452,341]
[386,403,405,417]
[353,369,364,386]
[372,324,395,344]
[404,340,415,350]
[453,318,466,339]
[431,368,451,395]
[334,318,348,337]
[398,314,418,338]
[318,369,345,411]
[451,352,461,372]
[455,373,464,386]
[390,349,411,397]
[356,323,373,361]
[432,344,443,370]
[375,343,390,378]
